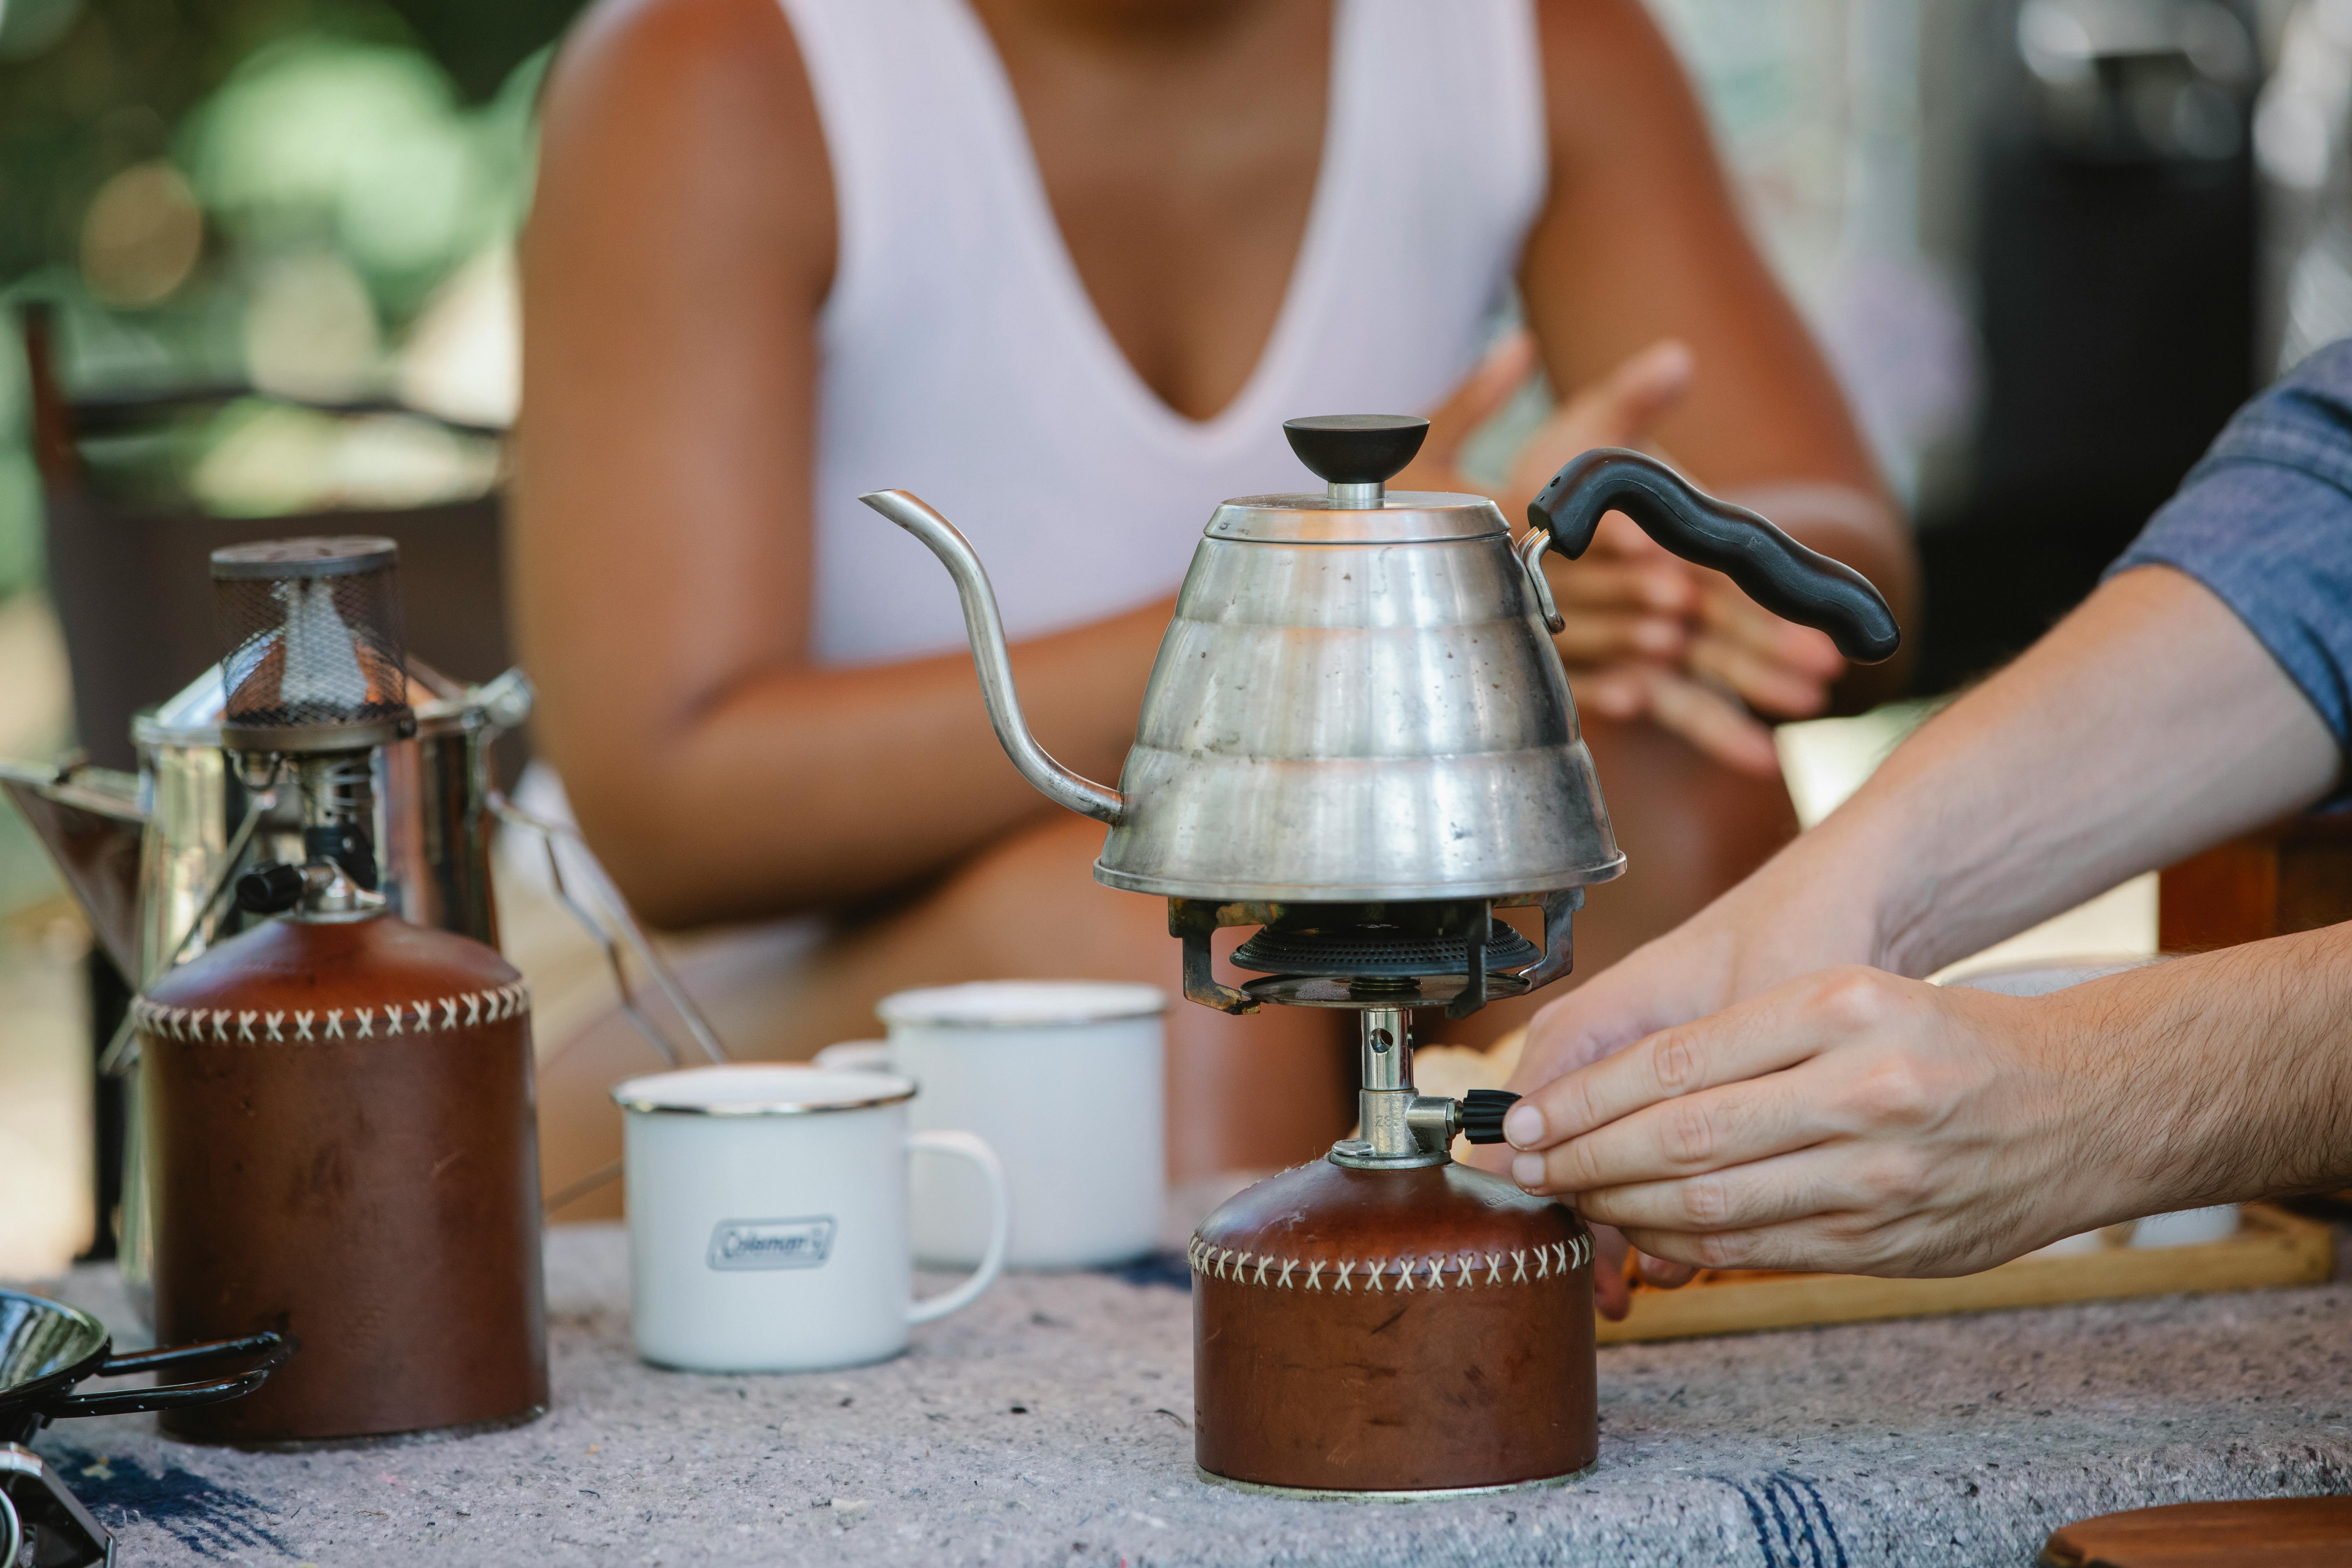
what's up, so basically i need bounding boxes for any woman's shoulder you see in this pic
[534,0,834,292]
[543,0,826,175]
[1525,0,1703,136]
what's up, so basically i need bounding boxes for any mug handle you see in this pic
[814,1040,893,1072]
[905,1130,1010,1325]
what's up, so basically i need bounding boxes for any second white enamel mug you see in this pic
[825,981,1167,1270]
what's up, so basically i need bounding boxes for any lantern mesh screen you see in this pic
[209,537,412,747]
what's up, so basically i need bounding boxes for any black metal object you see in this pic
[1915,0,2257,694]
[234,862,308,916]
[1231,914,1542,980]
[1458,1090,1520,1146]
[306,818,379,890]
[1281,415,1429,485]
[0,1289,292,1447]
[80,949,127,1264]
[0,1441,112,1568]
[1170,890,1582,1020]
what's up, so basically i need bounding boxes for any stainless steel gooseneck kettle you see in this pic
[863,415,1898,1017]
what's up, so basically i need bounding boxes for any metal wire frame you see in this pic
[489,792,731,1214]
[95,792,269,1079]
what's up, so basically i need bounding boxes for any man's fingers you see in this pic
[1516,1064,1828,1196]
[1616,1222,1810,1275]
[1506,944,1723,1106]
[1507,976,1870,1152]
[1589,1224,1632,1320]
[1617,1210,1927,1277]
[1569,1142,1877,1235]
[1635,1252,1701,1289]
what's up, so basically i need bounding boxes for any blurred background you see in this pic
[0,0,2340,1274]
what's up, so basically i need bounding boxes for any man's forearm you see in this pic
[2072,924,2352,1215]
[1812,565,2338,977]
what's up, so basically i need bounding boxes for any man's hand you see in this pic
[1489,822,1895,1314]
[1501,967,2124,1278]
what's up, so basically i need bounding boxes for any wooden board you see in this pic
[1596,1203,2333,1345]
[2040,1496,2352,1567]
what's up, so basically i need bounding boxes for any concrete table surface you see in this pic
[18,1221,2352,1567]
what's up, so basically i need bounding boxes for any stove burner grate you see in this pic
[1170,891,1582,1020]
[1230,920,1541,979]
[1239,970,1534,1010]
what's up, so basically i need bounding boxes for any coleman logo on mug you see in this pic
[707,1217,836,1271]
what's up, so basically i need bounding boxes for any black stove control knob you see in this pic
[234,862,307,916]
[1458,1088,1521,1145]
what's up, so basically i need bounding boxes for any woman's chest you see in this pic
[975,1,1335,423]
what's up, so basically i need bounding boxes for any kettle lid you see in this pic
[1209,413,1507,545]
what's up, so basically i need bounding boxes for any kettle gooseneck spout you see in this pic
[859,490,1127,826]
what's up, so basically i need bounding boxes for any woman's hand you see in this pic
[1400,334,1849,775]
[1501,966,2123,1279]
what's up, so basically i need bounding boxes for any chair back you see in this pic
[20,304,511,771]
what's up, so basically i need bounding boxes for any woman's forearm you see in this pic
[552,598,1169,929]
[1814,565,2339,976]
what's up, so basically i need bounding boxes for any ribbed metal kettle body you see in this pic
[1094,493,1624,902]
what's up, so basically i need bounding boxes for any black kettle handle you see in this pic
[1528,448,1900,665]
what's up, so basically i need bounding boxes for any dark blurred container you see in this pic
[1919,0,2261,693]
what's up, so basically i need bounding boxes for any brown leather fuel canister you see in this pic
[1189,1158,1595,1494]
[136,910,547,1444]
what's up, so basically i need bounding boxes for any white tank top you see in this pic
[778,0,1547,666]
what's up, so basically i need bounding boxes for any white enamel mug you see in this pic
[825,981,1167,1270]
[614,1065,1009,1372]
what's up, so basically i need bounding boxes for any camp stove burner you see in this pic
[1169,891,1582,1019]
[1231,919,1542,980]
[1239,971,1535,1010]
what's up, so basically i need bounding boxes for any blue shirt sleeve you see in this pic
[2107,338,2352,754]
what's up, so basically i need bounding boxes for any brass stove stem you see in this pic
[1358,1006,1411,1154]
[1330,1006,1457,1170]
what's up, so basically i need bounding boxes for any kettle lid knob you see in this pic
[1282,414,1429,486]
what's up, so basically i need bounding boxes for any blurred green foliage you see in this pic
[0,0,586,598]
